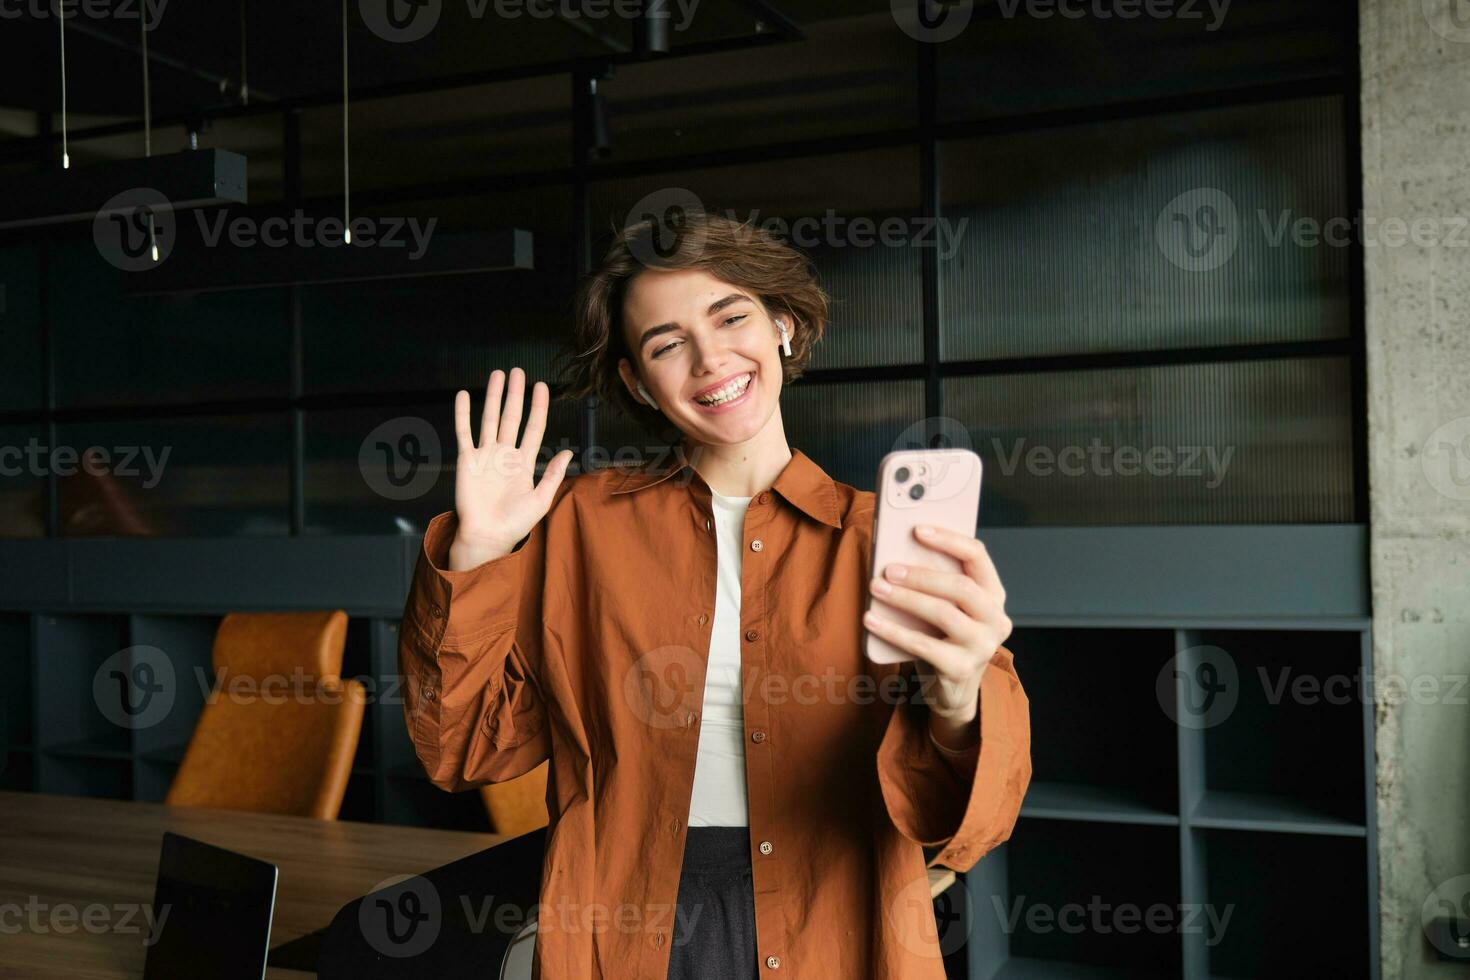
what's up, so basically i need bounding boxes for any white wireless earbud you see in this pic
[776,319,792,357]
[636,382,658,411]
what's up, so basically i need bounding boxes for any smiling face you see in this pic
[617,266,786,447]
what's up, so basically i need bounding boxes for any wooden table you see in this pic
[0,791,504,979]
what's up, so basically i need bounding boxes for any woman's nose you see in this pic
[691,339,731,374]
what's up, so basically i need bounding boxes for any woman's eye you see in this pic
[654,341,680,357]
[724,314,747,326]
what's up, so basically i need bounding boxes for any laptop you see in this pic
[317,826,546,979]
[143,832,280,980]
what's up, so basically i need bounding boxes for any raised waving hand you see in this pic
[448,367,574,570]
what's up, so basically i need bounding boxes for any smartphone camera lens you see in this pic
[909,483,925,500]
[894,466,910,484]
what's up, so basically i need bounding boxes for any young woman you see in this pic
[398,211,1031,980]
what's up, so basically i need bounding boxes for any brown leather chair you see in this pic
[166,610,364,820]
[479,761,550,836]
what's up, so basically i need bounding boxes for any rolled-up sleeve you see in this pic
[876,644,1031,872]
[399,508,554,792]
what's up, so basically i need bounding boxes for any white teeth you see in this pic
[695,373,752,406]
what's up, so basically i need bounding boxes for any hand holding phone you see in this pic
[864,448,984,664]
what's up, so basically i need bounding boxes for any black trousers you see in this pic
[665,826,760,980]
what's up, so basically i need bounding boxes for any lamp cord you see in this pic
[57,0,68,168]
[342,0,351,244]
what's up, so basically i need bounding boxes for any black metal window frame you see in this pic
[0,9,1366,535]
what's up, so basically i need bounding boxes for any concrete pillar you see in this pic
[1361,1,1470,977]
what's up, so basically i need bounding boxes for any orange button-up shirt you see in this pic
[398,445,1031,979]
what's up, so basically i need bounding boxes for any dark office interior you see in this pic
[2,1,1467,978]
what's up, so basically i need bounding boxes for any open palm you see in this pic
[452,367,574,558]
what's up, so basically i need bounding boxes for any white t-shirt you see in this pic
[686,488,753,827]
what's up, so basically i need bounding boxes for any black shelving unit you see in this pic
[967,622,1376,980]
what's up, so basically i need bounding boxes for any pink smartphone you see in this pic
[865,448,984,664]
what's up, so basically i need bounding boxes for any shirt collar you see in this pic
[608,439,843,529]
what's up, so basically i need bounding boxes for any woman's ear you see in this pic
[617,357,653,407]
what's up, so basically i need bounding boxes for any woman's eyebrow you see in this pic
[637,293,751,349]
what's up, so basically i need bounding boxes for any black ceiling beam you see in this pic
[117,226,533,295]
[0,149,248,230]
[270,71,1352,214]
[59,18,275,103]
[0,24,802,164]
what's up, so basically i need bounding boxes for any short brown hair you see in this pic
[553,209,828,427]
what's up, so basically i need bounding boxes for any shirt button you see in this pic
[765,955,781,969]
[744,629,759,642]
[423,687,437,702]
[669,817,680,835]
[750,730,766,743]
[653,933,664,949]
[705,517,712,531]
[750,539,763,552]
[430,603,444,618]
[759,840,773,855]
[698,613,709,626]
[757,491,770,504]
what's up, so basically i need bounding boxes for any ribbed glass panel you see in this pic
[301,185,577,396]
[944,357,1353,525]
[592,397,679,473]
[937,0,1350,122]
[801,233,923,370]
[605,12,915,165]
[590,145,922,370]
[302,255,577,397]
[940,97,1348,360]
[302,396,583,536]
[47,239,289,409]
[56,414,290,537]
[781,380,926,492]
[296,75,570,200]
[0,425,45,539]
[0,246,41,412]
